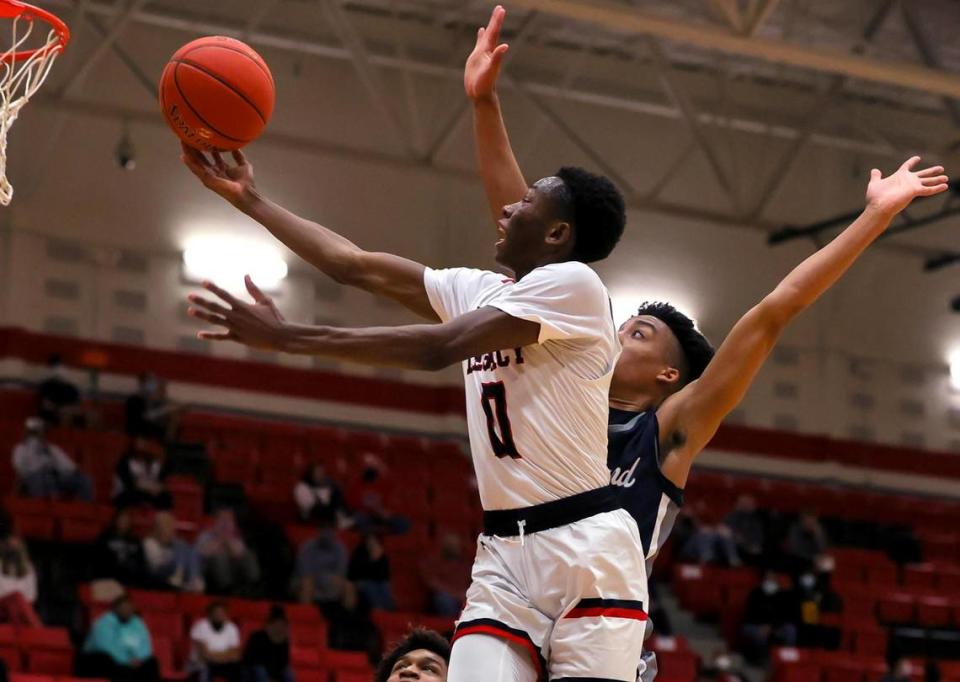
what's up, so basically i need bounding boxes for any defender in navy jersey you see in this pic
[466,8,949,680]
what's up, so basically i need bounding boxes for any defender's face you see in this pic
[610,315,680,398]
[495,177,566,270]
[387,649,447,681]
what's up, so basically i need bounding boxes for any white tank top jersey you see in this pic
[423,261,621,511]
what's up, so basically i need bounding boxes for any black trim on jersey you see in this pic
[572,598,647,611]
[482,486,619,537]
[453,618,547,681]
[552,678,627,681]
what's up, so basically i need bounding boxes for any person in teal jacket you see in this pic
[80,594,161,681]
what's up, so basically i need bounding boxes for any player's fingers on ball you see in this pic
[231,150,246,166]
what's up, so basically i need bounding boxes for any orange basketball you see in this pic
[159,36,275,151]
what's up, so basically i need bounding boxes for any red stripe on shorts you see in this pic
[564,606,649,620]
[453,624,546,682]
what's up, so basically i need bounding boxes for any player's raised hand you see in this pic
[180,142,256,206]
[464,5,509,102]
[187,275,287,350]
[866,156,948,217]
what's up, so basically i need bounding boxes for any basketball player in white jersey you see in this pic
[180,135,651,679]
[466,7,948,680]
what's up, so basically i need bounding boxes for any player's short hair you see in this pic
[636,301,715,386]
[555,166,626,263]
[375,628,451,682]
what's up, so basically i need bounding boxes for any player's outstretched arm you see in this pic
[465,5,527,228]
[188,276,540,371]
[180,144,437,321]
[657,157,948,486]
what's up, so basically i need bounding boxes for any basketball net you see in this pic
[0,14,63,206]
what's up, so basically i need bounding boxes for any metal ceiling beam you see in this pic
[34,0,935,160]
[743,0,780,36]
[899,2,960,129]
[746,0,897,221]
[705,0,743,32]
[646,38,740,213]
[505,0,960,99]
[320,1,418,158]
[390,0,425,155]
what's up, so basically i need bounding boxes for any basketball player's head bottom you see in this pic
[612,301,715,405]
[494,167,626,276]
[377,627,451,682]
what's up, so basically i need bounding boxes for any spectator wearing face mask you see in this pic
[348,533,395,611]
[125,373,186,442]
[113,437,172,510]
[739,571,797,662]
[793,556,843,649]
[195,508,261,595]
[189,601,243,682]
[81,594,160,681]
[243,605,292,682]
[93,508,147,587]
[294,463,350,526]
[375,627,450,682]
[723,495,765,565]
[785,511,828,572]
[12,417,93,500]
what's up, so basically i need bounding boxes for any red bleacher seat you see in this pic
[656,650,699,682]
[902,563,937,591]
[292,671,330,682]
[226,599,271,624]
[333,672,373,682]
[10,675,55,682]
[289,622,328,649]
[322,650,371,672]
[851,628,888,657]
[915,596,953,628]
[128,589,178,612]
[290,646,323,670]
[0,642,22,672]
[771,648,821,682]
[151,636,184,681]
[877,593,915,624]
[141,610,185,643]
[284,602,323,625]
[24,649,74,676]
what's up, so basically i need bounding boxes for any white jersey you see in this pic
[424,261,620,510]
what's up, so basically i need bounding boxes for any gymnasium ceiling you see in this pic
[7,0,960,267]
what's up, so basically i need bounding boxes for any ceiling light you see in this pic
[182,236,287,292]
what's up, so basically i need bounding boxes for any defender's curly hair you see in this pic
[636,301,715,386]
[555,166,626,263]
[375,627,451,682]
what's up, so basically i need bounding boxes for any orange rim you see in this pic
[0,0,69,62]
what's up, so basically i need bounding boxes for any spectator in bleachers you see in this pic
[37,354,84,427]
[93,508,147,588]
[143,511,204,592]
[784,511,828,570]
[791,557,842,649]
[81,593,160,681]
[0,526,37,623]
[348,533,394,610]
[188,600,243,682]
[881,658,915,682]
[195,507,261,596]
[113,436,172,510]
[679,521,741,567]
[292,509,348,606]
[294,462,350,527]
[421,533,471,617]
[347,456,409,535]
[375,627,450,682]
[724,495,765,565]
[125,373,185,442]
[12,417,93,501]
[739,571,797,663]
[242,604,292,682]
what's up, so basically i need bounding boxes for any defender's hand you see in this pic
[866,156,948,218]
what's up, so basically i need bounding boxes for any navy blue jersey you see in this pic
[608,407,684,575]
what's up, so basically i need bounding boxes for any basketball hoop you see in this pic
[0,0,69,206]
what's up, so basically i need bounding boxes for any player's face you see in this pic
[611,315,681,399]
[387,649,447,681]
[496,176,568,271]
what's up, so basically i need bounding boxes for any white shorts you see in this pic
[453,507,649,681]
